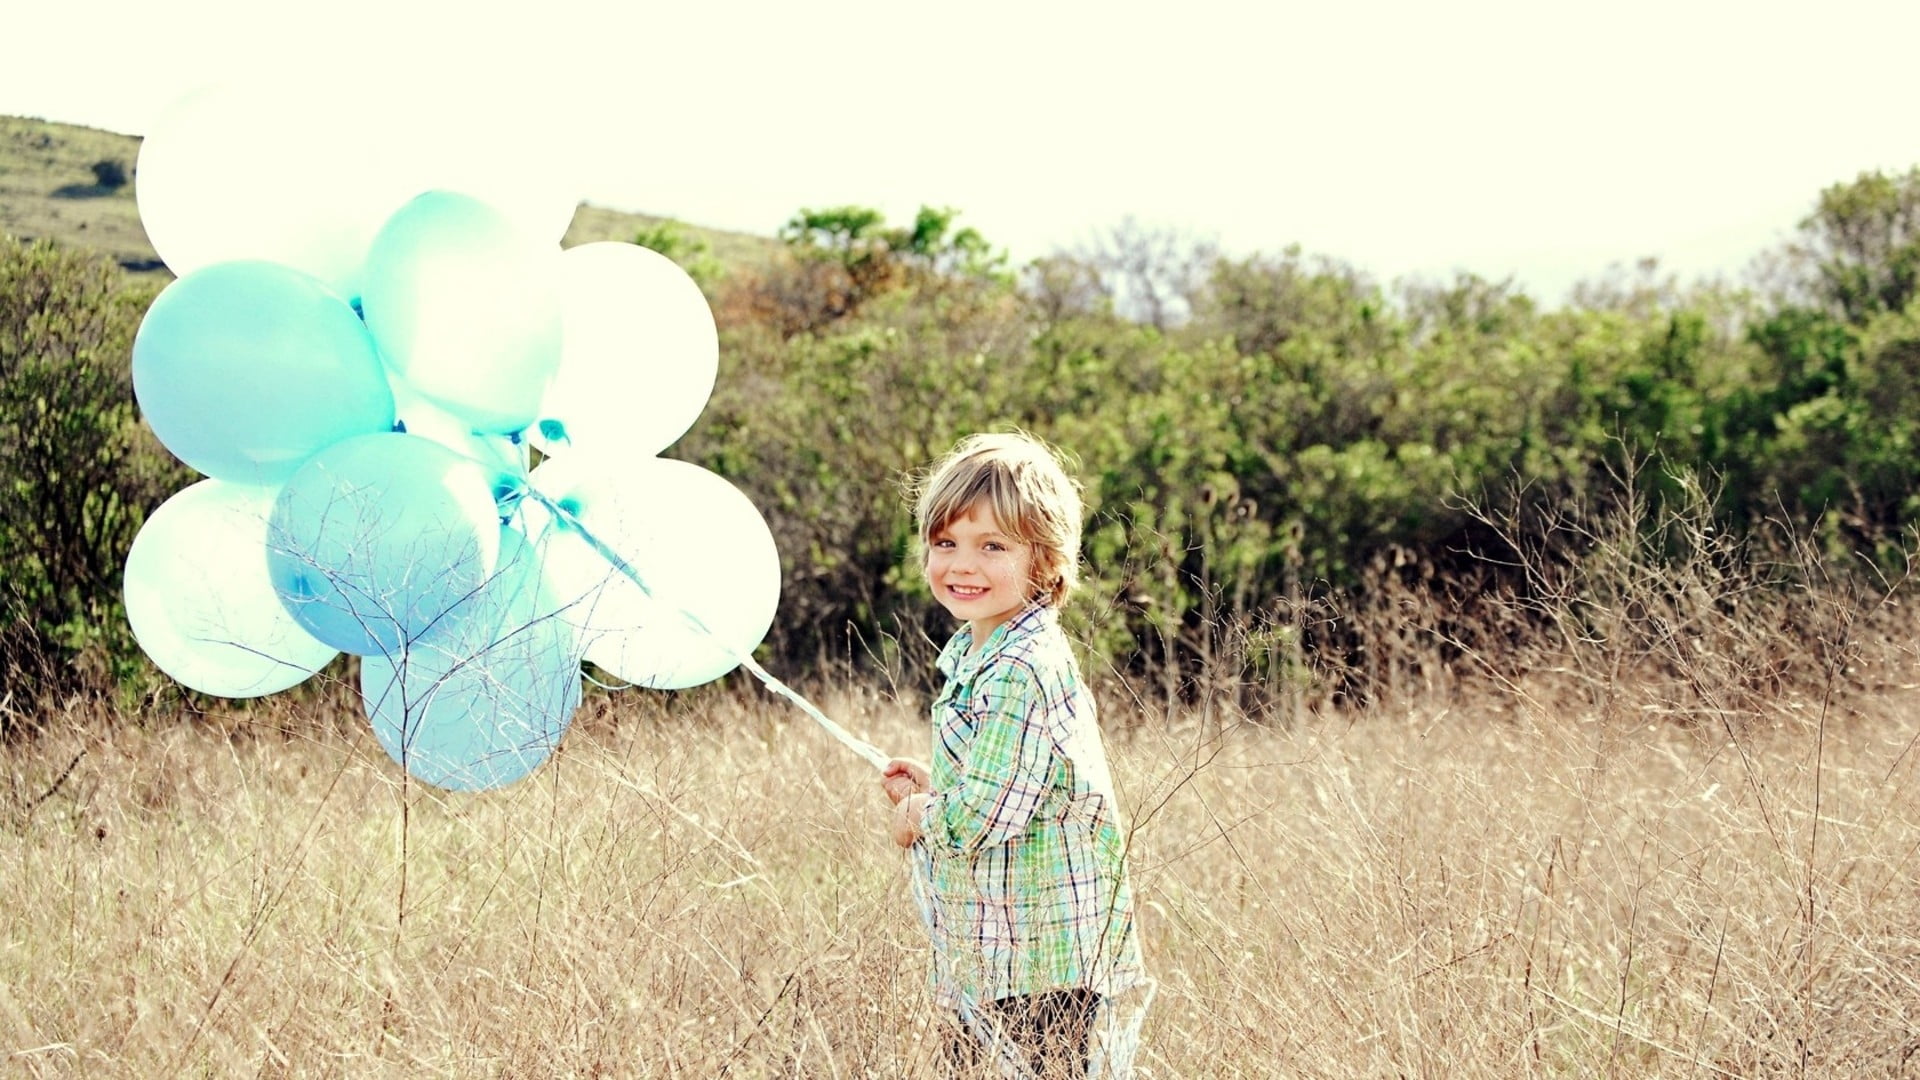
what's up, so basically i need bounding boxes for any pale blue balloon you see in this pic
[359,190,562,435]
[266,432,507,655]
[132,260,395,485]
[360,526,583,791]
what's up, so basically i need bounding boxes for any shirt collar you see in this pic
[936,602,1054,681]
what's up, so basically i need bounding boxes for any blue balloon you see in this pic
[360,526,583,791]
[359,190,562,435]
[132,260,395,485]
[266,432,508,655]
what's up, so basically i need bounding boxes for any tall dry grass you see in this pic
[8,485,1920,1077]
[8,661,1920,1077]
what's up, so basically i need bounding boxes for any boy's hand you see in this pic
[891,792,930,848]
[881,758,930,805]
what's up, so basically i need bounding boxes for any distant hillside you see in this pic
[0,114,776,284]
[1,116,157,276]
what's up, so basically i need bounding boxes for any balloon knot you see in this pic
[492,474,529,521]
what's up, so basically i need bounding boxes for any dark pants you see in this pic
[940,988,1102,1078]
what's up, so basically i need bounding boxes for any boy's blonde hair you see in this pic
[914,431,1084,608]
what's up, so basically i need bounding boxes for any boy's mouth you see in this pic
[947,584,988,600]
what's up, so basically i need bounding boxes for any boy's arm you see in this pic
[919,663,1055,854]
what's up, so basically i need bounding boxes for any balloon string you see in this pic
[522,486,893,772]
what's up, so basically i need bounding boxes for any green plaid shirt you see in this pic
[917,604,1145,1008]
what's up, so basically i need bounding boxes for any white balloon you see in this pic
[125,480,337,697]
[135,80,418,299]
[375,76,584,248]
[359,190,563,434]
[529,454,780,690]
[532,242,719,458]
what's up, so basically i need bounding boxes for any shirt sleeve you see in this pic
[920,660,1056,855]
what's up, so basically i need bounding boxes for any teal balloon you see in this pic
[267,432,506,655]
[359,190,562,435]
[132,260,395,485]
[360,526,583,791]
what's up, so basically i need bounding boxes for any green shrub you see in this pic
[0,236,187,722]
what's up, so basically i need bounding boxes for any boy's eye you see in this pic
[932,538,954,548]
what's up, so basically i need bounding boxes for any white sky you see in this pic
[7,0,1920,304]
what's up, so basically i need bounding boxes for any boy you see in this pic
[883,431,1148,1078]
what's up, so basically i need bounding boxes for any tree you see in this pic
[891,206,1008,282]
[780,204,1007,287]
[1188,247,1387,359]
[1787,167,1920,324]
[1075,217,1218,331]
[729,205,1010,337]
[1022,254,1109,327]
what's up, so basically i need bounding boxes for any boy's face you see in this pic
[926,500,1036,643]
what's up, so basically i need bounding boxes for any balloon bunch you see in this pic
[122,81,782,792]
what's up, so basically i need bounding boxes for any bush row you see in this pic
[7,168,1920,717]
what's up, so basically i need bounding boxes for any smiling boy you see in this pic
[882,431,1148,1078]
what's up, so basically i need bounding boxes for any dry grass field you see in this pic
[7,624,1920,1079]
